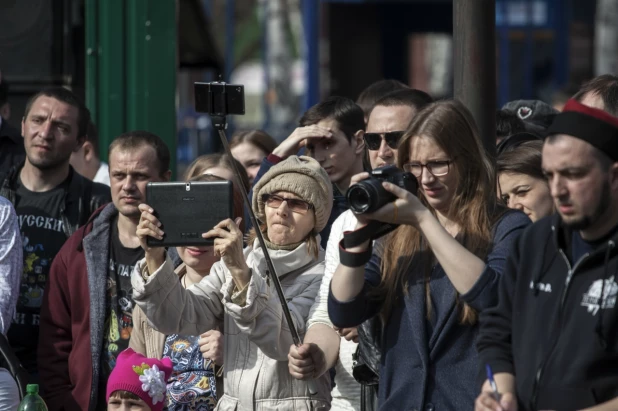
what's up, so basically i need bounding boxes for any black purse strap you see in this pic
[339,220,399,267]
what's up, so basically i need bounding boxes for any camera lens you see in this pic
[347,184,373,214]
[347,179,392,214]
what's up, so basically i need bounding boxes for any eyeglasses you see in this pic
[403,160,454,178]
[262,194,314,214]
[364,131,405,151]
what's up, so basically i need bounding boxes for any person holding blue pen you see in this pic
[475,99,618,411]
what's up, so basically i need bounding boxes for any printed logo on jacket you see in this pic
[581,275,618,315]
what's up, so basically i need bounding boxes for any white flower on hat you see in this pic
[139,364,167,404]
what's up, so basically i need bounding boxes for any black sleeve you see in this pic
[476,227,522,376]
[460,210,530,312]
[327,253,383,328]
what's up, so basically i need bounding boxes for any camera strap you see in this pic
[339,220,399,267]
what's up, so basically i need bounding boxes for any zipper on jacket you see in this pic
[530,248,590,409]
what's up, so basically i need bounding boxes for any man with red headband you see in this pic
[475,99,618,411]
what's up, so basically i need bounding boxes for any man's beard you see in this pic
[563,180,611,231]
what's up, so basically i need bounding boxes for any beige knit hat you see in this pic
[252,155,333,233]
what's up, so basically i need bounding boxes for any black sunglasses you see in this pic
[364,131,405,150]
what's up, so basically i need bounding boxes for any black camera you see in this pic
[346,165,418,214]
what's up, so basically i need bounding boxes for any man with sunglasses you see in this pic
[365,88,433,169]
[249,96,365,249]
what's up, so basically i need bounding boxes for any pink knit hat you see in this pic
[106,348,173,411]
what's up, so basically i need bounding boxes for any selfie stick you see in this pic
[202,82,319,396]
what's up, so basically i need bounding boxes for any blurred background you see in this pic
[0,0,614,176]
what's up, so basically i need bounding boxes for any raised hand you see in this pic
[348,172,430,229]
[272,125,334,159]
[136,203,166,274]
[202,217,250,287]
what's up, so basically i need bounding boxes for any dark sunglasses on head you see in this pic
[364,131,405,151]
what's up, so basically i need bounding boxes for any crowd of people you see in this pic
[0,72,617,411]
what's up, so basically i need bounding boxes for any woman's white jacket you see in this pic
[131,239,331,410]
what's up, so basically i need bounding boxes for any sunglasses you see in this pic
[262,194,314,214]
[364,131,405,150]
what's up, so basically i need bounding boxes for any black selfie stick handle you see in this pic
[212,115,319,396]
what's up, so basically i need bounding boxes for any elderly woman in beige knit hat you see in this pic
[131,155,333,411]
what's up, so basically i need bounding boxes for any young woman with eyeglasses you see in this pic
[328,100,531,410]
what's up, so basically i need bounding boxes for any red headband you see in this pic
[546,98,618,161]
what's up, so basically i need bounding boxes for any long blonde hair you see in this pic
[376,100,505,324]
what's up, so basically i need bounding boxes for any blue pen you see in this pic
[485,364,502,401]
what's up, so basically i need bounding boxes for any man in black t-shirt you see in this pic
[0,87,111,379]
[12,178,69,374]
[101,215,145,378]
[38,130,175,411]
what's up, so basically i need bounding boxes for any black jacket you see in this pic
[0,163,112,238]
[478,214,618,411]
[0,119,25,179]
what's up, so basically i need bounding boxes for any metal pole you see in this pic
[453,0,497,158]
[303,0,319,111]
